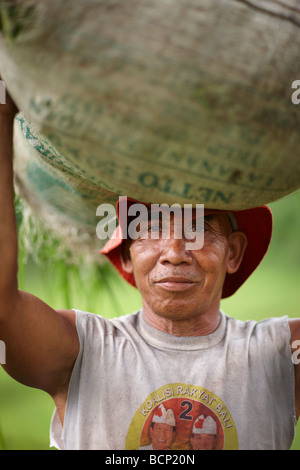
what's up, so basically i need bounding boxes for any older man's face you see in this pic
[122,212,245,326]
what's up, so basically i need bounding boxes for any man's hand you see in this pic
[0,77,19,118]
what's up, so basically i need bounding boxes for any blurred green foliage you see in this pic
[0,190,300,450]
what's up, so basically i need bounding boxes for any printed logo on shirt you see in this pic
[125,383,238,450]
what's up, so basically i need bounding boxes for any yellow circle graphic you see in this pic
[126,383,238,450]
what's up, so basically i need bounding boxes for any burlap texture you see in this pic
[0,0,299,238]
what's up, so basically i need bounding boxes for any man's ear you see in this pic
[226,231,248,274]
[120,240,134,274]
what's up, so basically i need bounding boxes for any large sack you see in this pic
[1,0,300,222]
[13,113,118,259]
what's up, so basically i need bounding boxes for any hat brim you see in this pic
[100,198,272,298]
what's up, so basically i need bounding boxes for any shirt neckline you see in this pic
[136,310,227,351]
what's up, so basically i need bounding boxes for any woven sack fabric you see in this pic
[0,0,299,228]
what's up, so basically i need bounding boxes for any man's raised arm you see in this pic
[0,81,79,414]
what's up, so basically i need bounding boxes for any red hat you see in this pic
[100,197,273,298]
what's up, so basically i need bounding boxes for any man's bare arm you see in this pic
[0,83,79,405]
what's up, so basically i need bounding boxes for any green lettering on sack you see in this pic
[213,191,234,204]
[138,172,158,188]
[25,125,37,142]
[26,162,80,197]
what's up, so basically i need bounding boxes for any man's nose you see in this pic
[159,235,192,265]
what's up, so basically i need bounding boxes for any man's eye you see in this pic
[139,222,162,234]
[150,225,161,232]
[188,223,205,234]
[191,224,204,232]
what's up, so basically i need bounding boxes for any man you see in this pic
[139,404,176,450]
[190,415,218,451]
[1,82,300,450]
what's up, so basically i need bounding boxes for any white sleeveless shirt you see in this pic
[50,310,296,450]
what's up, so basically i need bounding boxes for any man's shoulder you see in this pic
[224,312,290,343]
[73,308,141,336]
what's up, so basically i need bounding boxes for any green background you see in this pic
[1,190,300,450]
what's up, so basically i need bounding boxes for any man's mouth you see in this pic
[155,276,198,291]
